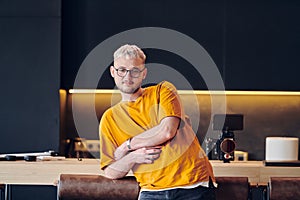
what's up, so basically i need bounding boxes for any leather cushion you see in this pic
[58,174,139,200]
[215,177,249,200]
[270,177,300,200]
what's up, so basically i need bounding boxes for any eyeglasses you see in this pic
[113,66,146,78]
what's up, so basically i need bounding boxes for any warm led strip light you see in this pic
[69,89,117,94]
[68,89,300,96]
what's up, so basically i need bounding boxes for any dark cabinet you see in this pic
[225,1,300,91]
[62,0,300,91]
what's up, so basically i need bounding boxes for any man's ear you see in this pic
[110,66,115,78]
[142,68,147,79]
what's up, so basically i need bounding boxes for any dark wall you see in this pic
[61,0,300,91]
[0,0,61,154]
[225,0,300,90]
[61,0,225,90]
[66,92,300,161]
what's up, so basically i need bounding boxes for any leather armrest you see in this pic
[57,174,139,200]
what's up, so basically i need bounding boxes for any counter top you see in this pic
[0,159,299,185]
[0,158,100,185]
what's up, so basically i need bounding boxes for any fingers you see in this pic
[146,151,160,159]
[145,148,161,163]
[132,147,162,164]
[143,154,159,164]
[146,148,161,155]
[147,145,163,150]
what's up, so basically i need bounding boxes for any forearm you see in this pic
[130,116,180,150]
[104,153,135,179]
[104,147,162,179]
[130,126,165,149]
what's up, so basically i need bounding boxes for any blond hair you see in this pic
[113,44,146,62]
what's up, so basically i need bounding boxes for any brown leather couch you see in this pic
[57,174,139,200]
[268,177,300,200]
[57,174,250,200]
[215,177,249,200]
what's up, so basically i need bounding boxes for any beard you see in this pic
[119,86,140,94]
[117,80,141,94]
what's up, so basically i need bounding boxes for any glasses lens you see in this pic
[130,69,141,78]
[117,68,127,77]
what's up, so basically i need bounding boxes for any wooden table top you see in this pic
[0,159,299,185]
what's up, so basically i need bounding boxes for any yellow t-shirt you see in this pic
[99,81,215,190]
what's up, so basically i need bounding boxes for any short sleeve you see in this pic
[157,81,184,122]
[99,111,117,170]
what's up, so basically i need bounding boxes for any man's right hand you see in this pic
[114,140,163,163]
[131,147,162,164]
[104,146,162,179]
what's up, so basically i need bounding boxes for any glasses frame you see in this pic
[112,66,146,78]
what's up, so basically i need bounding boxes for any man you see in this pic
[99,44,216,199]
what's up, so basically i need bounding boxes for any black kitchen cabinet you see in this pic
[225,0,300,91]
[61,0,300,91]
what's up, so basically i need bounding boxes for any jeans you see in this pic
[138,184,216,200]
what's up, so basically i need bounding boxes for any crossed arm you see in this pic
[103,116,180,179]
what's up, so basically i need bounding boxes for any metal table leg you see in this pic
[5,185,11,200]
